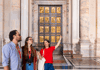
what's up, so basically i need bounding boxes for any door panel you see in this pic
[38,6,62,47]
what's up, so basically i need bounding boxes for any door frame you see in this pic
[33,1,67,48]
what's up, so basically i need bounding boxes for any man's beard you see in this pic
[18,38,22,42]
[18,39,22,42]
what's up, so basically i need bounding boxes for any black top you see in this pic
[26,51,34,64]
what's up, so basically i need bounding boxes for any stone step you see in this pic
[53,60,66,63]
[53,55,64,60]
[53,50,63,55]
[64,54,82,59]
[0,63,3,67]
[53,55,73,69]
[53,61,72,69]
[54,65,68,69]
[53,54,68,69]
[73,54,82,58]
[53,55,66,63]
[0,63,3,70]
[53,47,63,55]
[0,67,3,70]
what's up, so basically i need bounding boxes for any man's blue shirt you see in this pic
[2,42,22,70]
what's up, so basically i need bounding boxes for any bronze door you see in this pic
[38,5,62,47]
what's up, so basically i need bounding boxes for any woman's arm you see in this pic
[55,35,62,49]
[37,51,43,60]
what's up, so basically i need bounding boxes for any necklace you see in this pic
[28,49,31,59]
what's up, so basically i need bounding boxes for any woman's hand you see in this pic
[60,35,62,39]
[37,51,41,56]
[37,51,43,60]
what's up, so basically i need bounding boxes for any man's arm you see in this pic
[55,35,62,49]
[2,45,10,70]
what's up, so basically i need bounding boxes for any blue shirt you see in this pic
[2,42,22,70]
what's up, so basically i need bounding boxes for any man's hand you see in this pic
[4,66,9,70]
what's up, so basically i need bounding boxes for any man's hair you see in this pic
[9,30,17,41]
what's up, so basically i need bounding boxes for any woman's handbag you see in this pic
[38,50,46,70]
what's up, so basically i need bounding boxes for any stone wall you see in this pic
[0,0,21,63]
[97,0,100,57]
[3,0,20,42]
[1,0,100,64]
[0,0,3,63]
[80,0,90,57]
[80,0,100,57]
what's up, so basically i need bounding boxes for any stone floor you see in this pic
[68,58,100,66]
[1,57,100,70]
[55,69,100,70]
[53,55,70,69]
[67,57,100,69]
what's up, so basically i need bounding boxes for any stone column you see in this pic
[89,0,96,57]
[80,0,89,41]
[28,0,32,37]
[72,0,79,54]
[97,0,100,57]
[68,0,71,44]
[21,0,28,46]
[3,0,21,44]
[4,0,11,41]
[0,0,3,63]
[80,0,90,57]
[62,2,67,51]
[33,2,38,43]
[10,0,20,32]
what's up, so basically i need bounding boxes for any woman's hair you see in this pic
[25,36,32,47]
[43,39,50,49]
[24,36,36,57]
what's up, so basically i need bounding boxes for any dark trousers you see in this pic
[44,63,55,70]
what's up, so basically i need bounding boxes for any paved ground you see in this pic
[1,57,100,70]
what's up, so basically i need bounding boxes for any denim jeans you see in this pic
[26,63,34,70]
[44,63,55,70]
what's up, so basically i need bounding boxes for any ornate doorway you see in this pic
[38,5,62,47]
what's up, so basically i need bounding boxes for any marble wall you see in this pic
[80,0,98,57]
[0,0,21,63]
[80,0,90,57]
[89,0,96,57]
[0,0,3,63]
[97,0,100,57]
[21,0,28,46]
[1,0,100,63]
[3,0,20,42]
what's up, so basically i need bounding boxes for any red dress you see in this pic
[40,46,55,63]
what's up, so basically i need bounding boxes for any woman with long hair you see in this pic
[22,36,37,70]
[37,35,62,70]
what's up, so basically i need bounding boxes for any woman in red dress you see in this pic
[37,35,62,70]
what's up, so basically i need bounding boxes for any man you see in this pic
[2,30,22,70]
